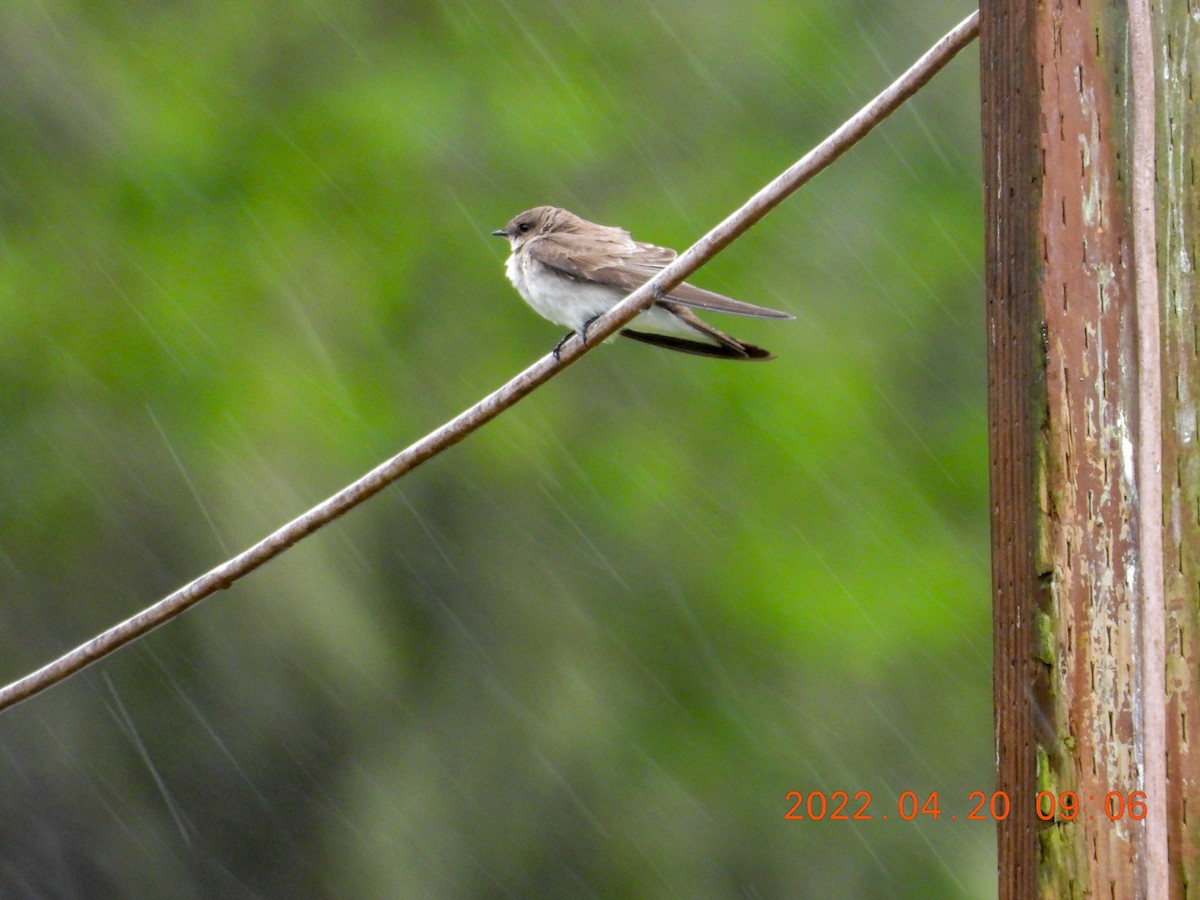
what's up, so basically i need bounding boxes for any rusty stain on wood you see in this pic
[1037,4,1143,896]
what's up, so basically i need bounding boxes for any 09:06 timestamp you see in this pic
[784,790,1149,822]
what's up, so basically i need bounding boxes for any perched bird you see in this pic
[492,206,792,360]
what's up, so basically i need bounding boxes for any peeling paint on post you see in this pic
[982,0,1194,896]
[1037,5,1144,895]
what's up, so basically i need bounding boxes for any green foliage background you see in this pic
[0,1,991,896]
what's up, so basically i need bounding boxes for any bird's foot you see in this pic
[579,314,602,345]
[552,331,575,362]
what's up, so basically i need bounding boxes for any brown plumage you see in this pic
[492,206,791,360]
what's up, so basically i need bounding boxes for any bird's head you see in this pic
[491,206,585,248]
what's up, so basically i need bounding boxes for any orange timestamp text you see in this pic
[784,790,1149,822]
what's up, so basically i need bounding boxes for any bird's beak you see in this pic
[491,229,508,237]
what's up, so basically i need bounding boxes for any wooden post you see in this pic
[980,0,1042,894]
[982,0,1197,896]
[1156,1,1200,893]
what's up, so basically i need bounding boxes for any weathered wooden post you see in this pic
[981,0,1197,895]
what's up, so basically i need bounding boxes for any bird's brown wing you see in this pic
[526,233,792,320]
[522,231,636,283]
[621,302,774,360]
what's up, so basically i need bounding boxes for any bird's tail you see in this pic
[619,329,774,360]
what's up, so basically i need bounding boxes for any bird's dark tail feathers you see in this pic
[619,329,774,361]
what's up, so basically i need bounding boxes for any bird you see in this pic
[491,206,792,360]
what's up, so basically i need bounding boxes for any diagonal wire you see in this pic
[0,10,980,713]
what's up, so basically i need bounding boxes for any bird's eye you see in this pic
[517,222,532,233]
